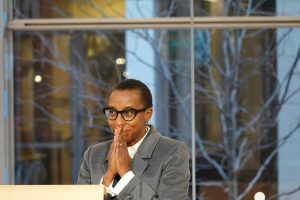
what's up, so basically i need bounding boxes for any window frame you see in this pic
[1,1,300,199]
[0,0,14,184]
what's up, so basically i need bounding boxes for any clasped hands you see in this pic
[103,126,132,186]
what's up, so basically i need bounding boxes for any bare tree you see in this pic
[12,0,300,199]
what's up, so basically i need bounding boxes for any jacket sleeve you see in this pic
[116,142,190,200]
[77,145,92,184]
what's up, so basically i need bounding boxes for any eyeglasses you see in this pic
[103,107,147,121]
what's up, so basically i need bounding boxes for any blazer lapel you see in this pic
[132,126,160,177]
[132,155,148,177]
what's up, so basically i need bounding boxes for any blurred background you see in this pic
[1,0,300,200]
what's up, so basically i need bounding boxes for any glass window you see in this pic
[14,30,125,183]
[6,0,300,199]
[13,26,300,200]
[13,29,192,184]
[13,0,191,19]
[194,0,276,17]
[194,27,300,199]
[15,0,300,19]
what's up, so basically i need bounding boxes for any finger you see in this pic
[114,132,118,148]
[111,140,116,156]
[111,136,117,156]
[116,140,123,152]
[117,126,125,144]
[114,126,121,147]
[117,126,126,147]
[119,127,124,141]
[116,126,121,140]
[116,143,127,160]
[108,144,115,163]
[118,131,126,149]
[120,137,127,148]
[114,134,118,148]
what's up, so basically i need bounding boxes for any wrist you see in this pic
[119,168,130,177]
[103,170,115,186]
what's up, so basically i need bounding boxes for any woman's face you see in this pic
[106,89,152,146]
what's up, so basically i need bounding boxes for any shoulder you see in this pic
[159,135,186,145]
[158,136,189,154]
[154,135,190,170]
[149,126,189,157]
[149,125,186,146]
[89,140,112,151]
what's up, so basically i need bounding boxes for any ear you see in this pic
[144,107,153,122]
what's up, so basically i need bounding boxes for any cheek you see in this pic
[122,124,138,139]
[107,121,116,133]
[107,121,113,127]
[125,122,143,134]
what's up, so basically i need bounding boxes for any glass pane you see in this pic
[194,0,275,16]
[194,28,300,199]
[13,29,192,185]
[194,0,299,17]
[13,0,190,19]
[11,1,300,19]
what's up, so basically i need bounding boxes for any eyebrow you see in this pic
[106,106,135,110]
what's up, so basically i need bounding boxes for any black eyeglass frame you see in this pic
[103,107,148,121]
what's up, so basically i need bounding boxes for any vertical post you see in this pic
[0,0,14,184]
[70,33,85,183]
[0,0,5,184]
[190,0,196,199]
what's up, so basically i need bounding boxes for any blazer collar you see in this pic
[132,125,160,176]
[135,125,160,159]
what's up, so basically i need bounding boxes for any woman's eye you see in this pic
[108,110,116,114]
[124,109,135,115]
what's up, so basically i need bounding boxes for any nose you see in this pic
[115,113,126,126]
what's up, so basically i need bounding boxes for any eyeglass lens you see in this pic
[104,108,137,121]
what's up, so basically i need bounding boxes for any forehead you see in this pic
[108,89,143,108]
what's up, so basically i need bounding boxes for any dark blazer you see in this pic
[77,125,190,200]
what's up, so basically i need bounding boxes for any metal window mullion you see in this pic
[190,2,196,200]
[0,0,14,184]
[6,16,300,31]
[0,0,5,185]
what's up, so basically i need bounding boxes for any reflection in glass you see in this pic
[14,31,125,184]
[10,1,300,198]
[194,0,276,17]
[13,26,300,199]
[13,29,191,185]
[194,28,300,199]
[13,0,190,19]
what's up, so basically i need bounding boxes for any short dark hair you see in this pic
[111,79,152,108]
